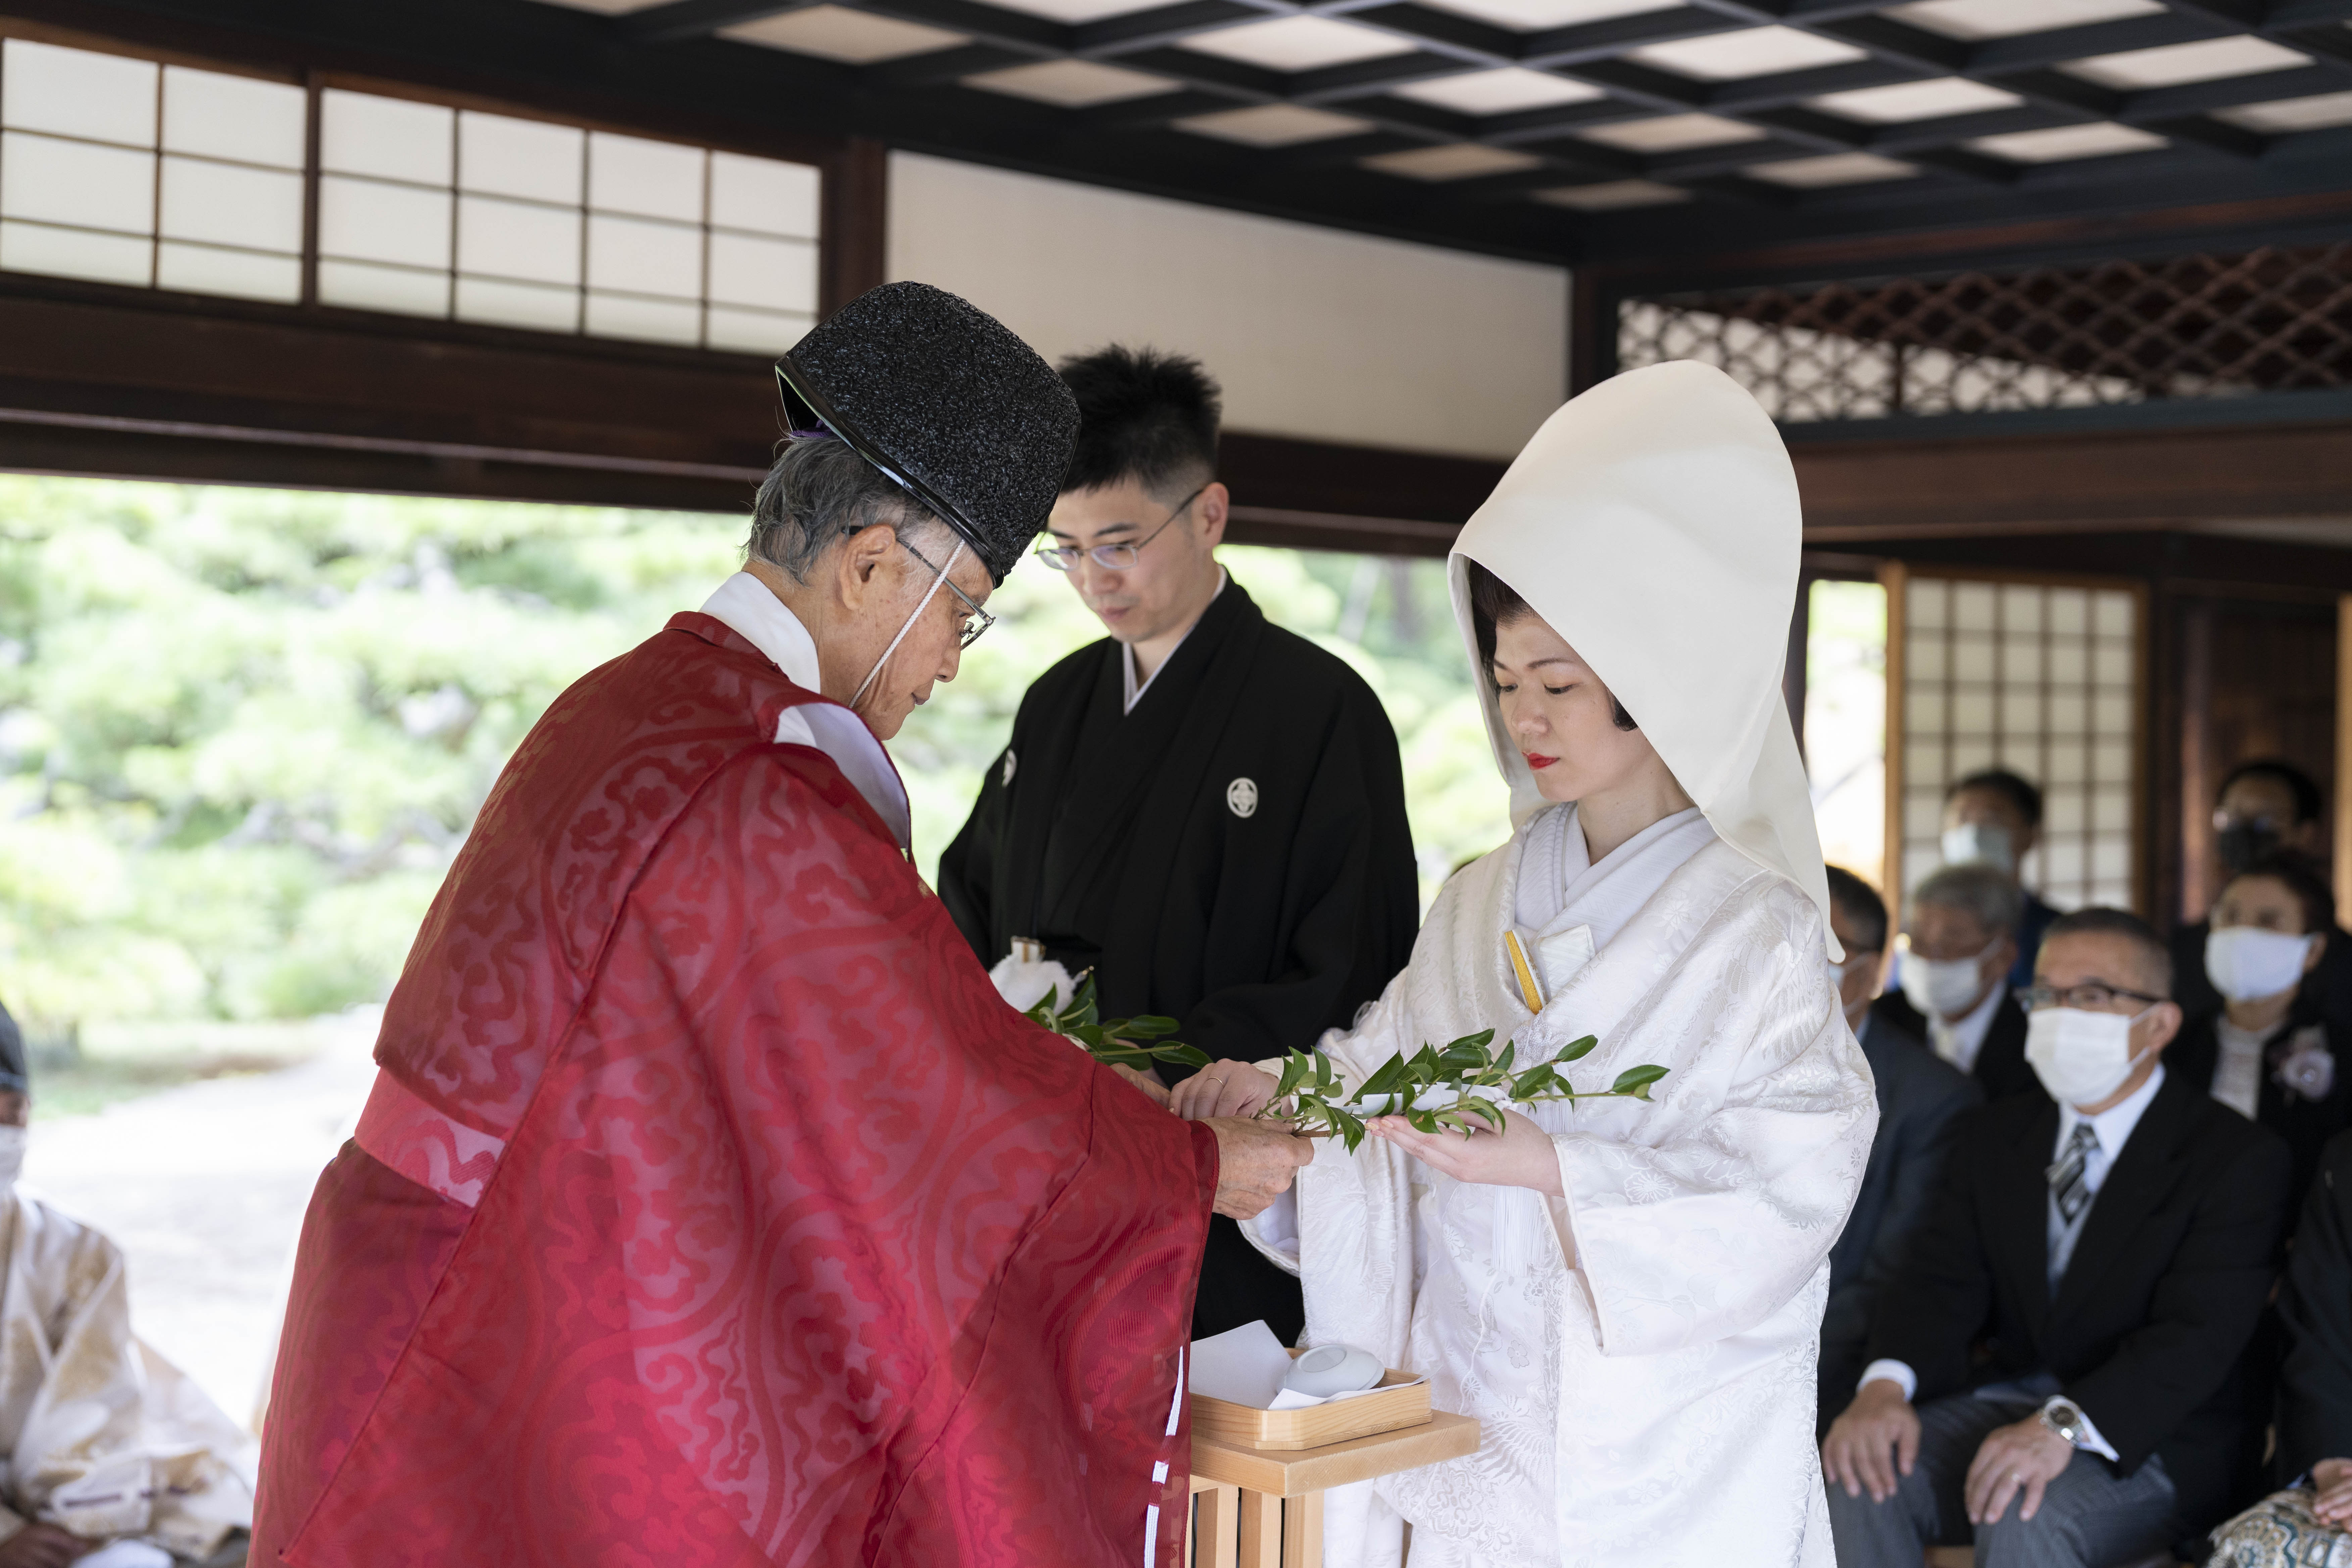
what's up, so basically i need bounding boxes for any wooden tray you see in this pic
[1189,1359,1432,1452]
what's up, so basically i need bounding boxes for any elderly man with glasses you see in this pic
[253,285,1316,1568]
[938,345,1418,1347]
[1822,906,2293,1568]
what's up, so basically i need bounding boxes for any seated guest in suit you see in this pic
[1823,908,2293,1568]
[2173,759,2352,1022]
[1821,866,1983,1434]
[1944,768,2062,992]
[2207,1130,2352,1567]
[1876,862,2041,1101]
[2171,855,2348,1196]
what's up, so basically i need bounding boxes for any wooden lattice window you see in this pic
[1620,245,2352,424]
[1887,568,2146,917]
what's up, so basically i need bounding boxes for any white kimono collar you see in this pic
[698,573,913,850]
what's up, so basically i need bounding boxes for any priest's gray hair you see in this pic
[1908,862,2024,940]
[747,432,952,584]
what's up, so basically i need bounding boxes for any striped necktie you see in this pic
[2048,1122,2099,1224]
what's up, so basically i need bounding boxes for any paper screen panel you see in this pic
[0,39,820,348]
[1900,574,2140,913]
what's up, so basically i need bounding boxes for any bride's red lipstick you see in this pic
[1523,753,1558,770]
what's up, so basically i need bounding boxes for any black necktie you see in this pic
[2048,1122,2099,1224]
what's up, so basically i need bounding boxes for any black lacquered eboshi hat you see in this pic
[776,282,1079,585]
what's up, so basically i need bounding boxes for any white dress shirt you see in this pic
[2211,1019,2267,1120]
[1928,980,2004,1075]
[1858,1064,2168,1463]
[698,573,912,849]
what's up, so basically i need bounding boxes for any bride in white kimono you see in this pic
[1173,360,1877,1567]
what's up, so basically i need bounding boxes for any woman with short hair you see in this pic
[2171,854,2346,1194]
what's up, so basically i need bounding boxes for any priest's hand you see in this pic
[2312,1459,2352,1524]
[1964,1413,2075,1524]
[1171,1062,1281,1120]
[0,1523,91,1568]
[1366,1109,1564,1197]
[1109,1063,1172,1109]
[1206,1118,1313,1219]
[1821,1379,1920,1504]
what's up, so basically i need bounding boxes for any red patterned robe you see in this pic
[253,610,1216,1568]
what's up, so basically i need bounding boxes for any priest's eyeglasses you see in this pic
[1034,484,1208,572]
[900,538,995,649]
[2015,982,2164,1013]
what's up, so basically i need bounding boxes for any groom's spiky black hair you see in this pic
[1056,345,1220,501]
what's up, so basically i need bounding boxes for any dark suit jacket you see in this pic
[2009,891,2061,991]
[1865,1065,2293,1533]
[1873,989,2042,1104]
[1820,1010,1982,1432]
[2169,1012,2350,1199]
[2171,918,2352,1031]
[2278,1130,2352,1481]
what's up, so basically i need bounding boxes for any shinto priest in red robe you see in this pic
[253,283,1309,1567]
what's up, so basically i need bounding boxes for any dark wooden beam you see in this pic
[820,137,889,317]
[1793,419,2352,544]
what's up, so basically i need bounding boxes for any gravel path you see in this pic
[22,1012,380,1429]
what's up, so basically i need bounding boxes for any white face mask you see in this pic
[1902,939,1998,1022]
[2205,925,2315,1004]
[0,1124,28,1191]
[1942,822,2017,877]
[2025,1005,2155,1108]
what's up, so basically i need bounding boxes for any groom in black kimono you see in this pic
[938,346,1418,1343]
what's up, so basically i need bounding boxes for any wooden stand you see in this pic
[1183,1411,1479,1568]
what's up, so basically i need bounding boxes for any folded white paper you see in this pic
[1188,1321,1295,1409]
[1188,1321,1429,1411]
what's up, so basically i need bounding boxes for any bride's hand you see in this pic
[1368,1108,1565,1197]
[1170,1061,1282,1121]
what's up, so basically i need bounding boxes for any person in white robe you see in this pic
[1171,360,1879,1568]
[0,1013,252,1568]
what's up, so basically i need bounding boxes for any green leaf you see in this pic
[1272,1054,1309,1102]
[1554,1034,1599,1064]
[1406,1108,1439,1134]
[1329,1108,1366,1153]
[1494,1038,1516,1075]
[1120,1015,1179,1039]
[1462,1097,1506,1131]
[1610,1064,1669,1099]
[1157,1043,1211,1068]
[1358,1052,1411,1096]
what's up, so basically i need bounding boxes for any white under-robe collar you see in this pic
[1513,802,1717,995]
[697,572,912,850]
[1120,568,1226,715]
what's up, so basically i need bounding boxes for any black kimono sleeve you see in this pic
[2280,1132,2352,1478]
[936,743,1009,964]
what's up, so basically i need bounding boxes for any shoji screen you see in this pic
[1886,566,2146,915]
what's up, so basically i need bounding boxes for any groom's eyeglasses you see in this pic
[1034,484,1208,573]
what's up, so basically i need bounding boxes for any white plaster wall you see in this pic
[886,152,1567,460]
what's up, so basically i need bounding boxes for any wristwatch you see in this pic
[2039,1398,2089,1448]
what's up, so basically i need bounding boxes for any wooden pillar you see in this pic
[1190,1480,1239,1568]
[1567,269,1615,397]
[819,137,888,318]
[1879,558,1910,917]
[1236,1489,1282,1568]
[2337,596,2352,903]
[1281,1493,1324,1567]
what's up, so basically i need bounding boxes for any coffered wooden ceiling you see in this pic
[23,0,2352,269]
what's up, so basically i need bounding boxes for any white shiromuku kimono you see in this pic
[1242,360,1879,1567]
[0,1187,253,1561]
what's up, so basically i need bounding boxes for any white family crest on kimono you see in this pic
[1241,361,1878,1568]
